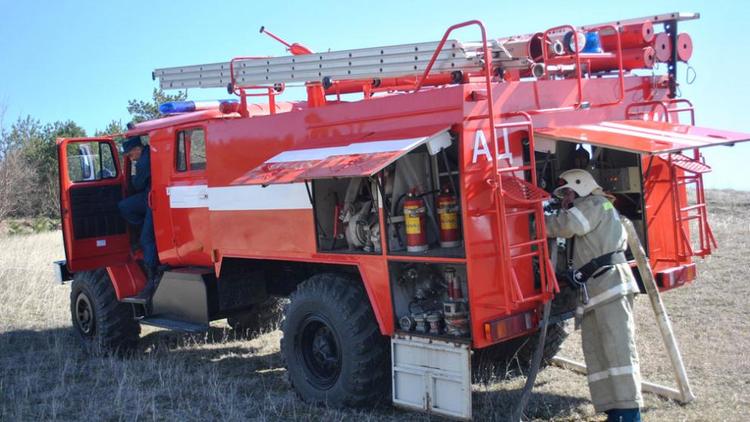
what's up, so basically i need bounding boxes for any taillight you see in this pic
[483,310,538,342]
[656,263,697,289]
[684,263,697,282]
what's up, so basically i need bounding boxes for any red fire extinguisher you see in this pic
[437,187,460,248]
[403,191,428,253]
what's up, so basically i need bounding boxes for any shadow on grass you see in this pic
[0,326,590,421]
[138,325,266,350]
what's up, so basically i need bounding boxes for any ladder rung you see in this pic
[510,250,542,260]
[678,215,701,222]
[498,164,532,173]
[518,293,547,303]
[505,208,537,217]
[680,204,706,212]
[509,239,545,249]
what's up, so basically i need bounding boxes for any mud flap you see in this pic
[391,334,471,420]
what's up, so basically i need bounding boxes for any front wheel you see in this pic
[70,269,140,354]
[281,273,389,407]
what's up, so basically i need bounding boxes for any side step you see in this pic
[122,267,214,333]
[139,316,208,333]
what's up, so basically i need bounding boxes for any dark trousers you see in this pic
[118,192,158,269]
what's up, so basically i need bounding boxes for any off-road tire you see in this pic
[227,297,286,338]
[281,273,389,407]
[473,321,569,382]
[70,269,140,354]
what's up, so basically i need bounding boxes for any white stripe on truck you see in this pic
[166,183,311,211]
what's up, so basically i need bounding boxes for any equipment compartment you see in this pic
[312,177,382,253]
[389,262,470,339]
[381,138,464,258]
[537,140,649,319]
[537,140,647,244]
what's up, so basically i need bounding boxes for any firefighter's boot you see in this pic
[606,408,641,422]
[135,266,160,300]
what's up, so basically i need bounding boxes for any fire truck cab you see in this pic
[56,12,750,419]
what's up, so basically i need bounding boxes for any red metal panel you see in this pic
[57,137,131,272]
[536,120,750,154]
[232,127,448,185]
[107,261,147,300]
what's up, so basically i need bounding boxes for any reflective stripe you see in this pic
[602,201,614,211]
[568,207,591,233]
[268,137,428,163]
[588,365,637,383]
[583,277,639,310]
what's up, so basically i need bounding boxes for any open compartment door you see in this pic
[231,126,450,185]
[58,137,130,272]
[535,120,750,155]
[392,334,472,420]
[535,119,750,284]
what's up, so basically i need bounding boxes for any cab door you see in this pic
[166,126,212,266]
[58,137,130,271]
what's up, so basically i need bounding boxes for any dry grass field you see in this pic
[1,190,748,421]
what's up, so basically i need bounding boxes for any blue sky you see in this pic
[1,0,749,189]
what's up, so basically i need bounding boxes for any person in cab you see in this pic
[118,136,159,299]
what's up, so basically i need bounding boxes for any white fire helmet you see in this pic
[553,169,601,198]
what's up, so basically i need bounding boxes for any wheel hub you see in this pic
[298,315,341,389]
[311,326,338,370]
[75,293,95,335]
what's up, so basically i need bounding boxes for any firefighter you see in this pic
[545,169,642,422]
[117,136,159,299]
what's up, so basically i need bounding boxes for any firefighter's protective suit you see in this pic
[545,177,643,416]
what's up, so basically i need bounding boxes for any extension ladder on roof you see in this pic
[153,39,531,90]
[152,12,699,92]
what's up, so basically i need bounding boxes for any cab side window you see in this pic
[189,129,206,170]
[175,128,206,172]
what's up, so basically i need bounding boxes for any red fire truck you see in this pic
[55,12,749,419]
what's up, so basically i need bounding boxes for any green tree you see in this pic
[127,88,187,123]
[4,117,86,217]
[95,119,126,137]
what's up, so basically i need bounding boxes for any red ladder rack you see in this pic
[626,99,715,259]
[489,113,558,314]
[665,152,717,258]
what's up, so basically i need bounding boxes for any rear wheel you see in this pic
[281,273,389,407]
[70,269,140,354]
